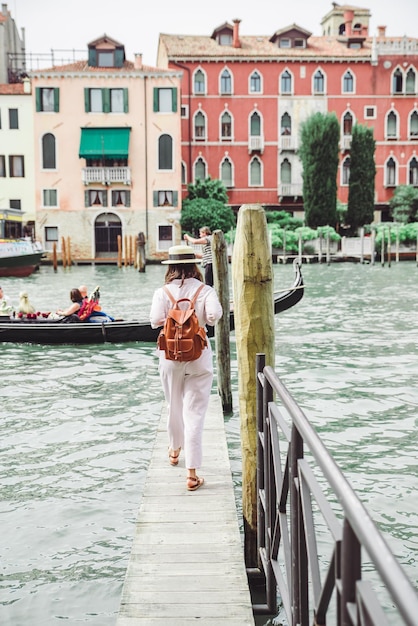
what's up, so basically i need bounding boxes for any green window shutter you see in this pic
[84,89,90,113]
[172,88,177,113]
[102,191,108,207]
[125,191,131,207]
[36,88,41,112]
[153,191,158,206]
[88,48,97,67]
[153,88,159,112]
[123,89,129,113]
[173,191,178,207]
[102,89,110,113]
[84,191,90,207]
[54,88,60,112]
[115,48,124,67]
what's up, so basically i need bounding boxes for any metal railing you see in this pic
[254,353,418,625]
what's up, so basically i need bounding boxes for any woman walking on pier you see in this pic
[150,245,222,491]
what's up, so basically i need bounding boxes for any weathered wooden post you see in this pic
[212,229,232,413]
[124,235,128,266]
[388,226,392,268]
[66,237,72,266]
[52,242,58,272]
[117,235,122,268]
[136,232,146,272]
[370,228,376,265]
[232,204,275,568]
[61,237,67,268]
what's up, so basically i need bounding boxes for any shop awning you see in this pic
[79,127,131,159]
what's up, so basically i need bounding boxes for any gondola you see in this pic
[0,261,303,345]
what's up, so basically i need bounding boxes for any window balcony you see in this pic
[279,135,297,151]
[82,167,131,185]
[278,183,303,198]
[248,135,264,153]
[341,135,352,151]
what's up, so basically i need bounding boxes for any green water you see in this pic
[0,262,417,625]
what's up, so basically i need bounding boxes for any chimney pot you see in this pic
[134,53,143,69]
[377,25,386,37]
[233,18,241,48]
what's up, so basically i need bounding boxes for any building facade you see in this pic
[30,35,183,261]
[157,4,418,223]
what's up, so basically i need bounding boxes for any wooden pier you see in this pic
[116,394,255,625]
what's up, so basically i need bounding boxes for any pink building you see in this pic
[30,35,183,261]
[157,4,418,223]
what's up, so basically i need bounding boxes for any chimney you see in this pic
[233,18,241,49]
[377,25,386,37]
[361,25,368,37]
[344,9,354,37]
[134,53,143,69]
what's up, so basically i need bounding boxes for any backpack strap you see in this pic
[163,283,205,306]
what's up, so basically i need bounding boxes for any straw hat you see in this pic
[161,244,201,265]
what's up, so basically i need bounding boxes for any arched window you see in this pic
[281,113,291,135]
[220,69,232,95]
[194,111,206,139]
[181,162,187,185]
[343,112,353,135]
[343,70,354,93]
[386,157,396,186]
[194,157,206,181]
[392,68,403,94]
[158,134,173,170]
[406,68,416,95]
[221,111,232,140]
[313,69,325,94]
[409,157,418,186]
[281,70,292,94]
[386,111,398,138]
[342,157,351,185]
[410,110,418,138]
[221,158,233,187]
[250,71,261,93]
[42,133,56,169]
[249,157,262,186]
[250,111,261,136]
[281,159,291,184]
[194,69,205,94]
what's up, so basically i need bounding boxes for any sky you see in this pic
[10,0,418,67]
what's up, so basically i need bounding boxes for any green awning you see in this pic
[79,127,131,159]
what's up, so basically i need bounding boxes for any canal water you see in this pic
[0,261,417,625]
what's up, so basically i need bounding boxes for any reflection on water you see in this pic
[0,262,417,625]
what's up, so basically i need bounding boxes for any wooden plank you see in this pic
[116,394,254,625]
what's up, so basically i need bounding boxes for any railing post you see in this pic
[341,519,361,626]
[290,424,308,625]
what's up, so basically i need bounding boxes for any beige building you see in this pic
[30,35,183,261]
[0,80,35,233]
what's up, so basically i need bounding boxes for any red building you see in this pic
[157,3,418,222]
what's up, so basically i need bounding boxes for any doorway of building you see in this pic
[94,212,122,258]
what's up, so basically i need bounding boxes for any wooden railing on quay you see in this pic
[253,353,418,626]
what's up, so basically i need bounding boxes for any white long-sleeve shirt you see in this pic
[149,277,222,330]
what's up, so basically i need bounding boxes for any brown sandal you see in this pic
[186,476,204,491]
[168,447,181,466]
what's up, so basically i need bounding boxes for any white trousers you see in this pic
[159,346,213,470]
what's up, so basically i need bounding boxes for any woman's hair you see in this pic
[165,264,203,285]
[70,288,83,302]
[199,226,211,235]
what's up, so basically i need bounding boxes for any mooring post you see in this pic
[136,232,146,272]
[232,204,275,568]
[212,229,232,413]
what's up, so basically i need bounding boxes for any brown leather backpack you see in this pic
[157,284,207,361]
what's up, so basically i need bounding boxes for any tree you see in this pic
[299,112,340,228]
[346,124,376,232]
[181,178,235,234]
[389,185,418,223]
